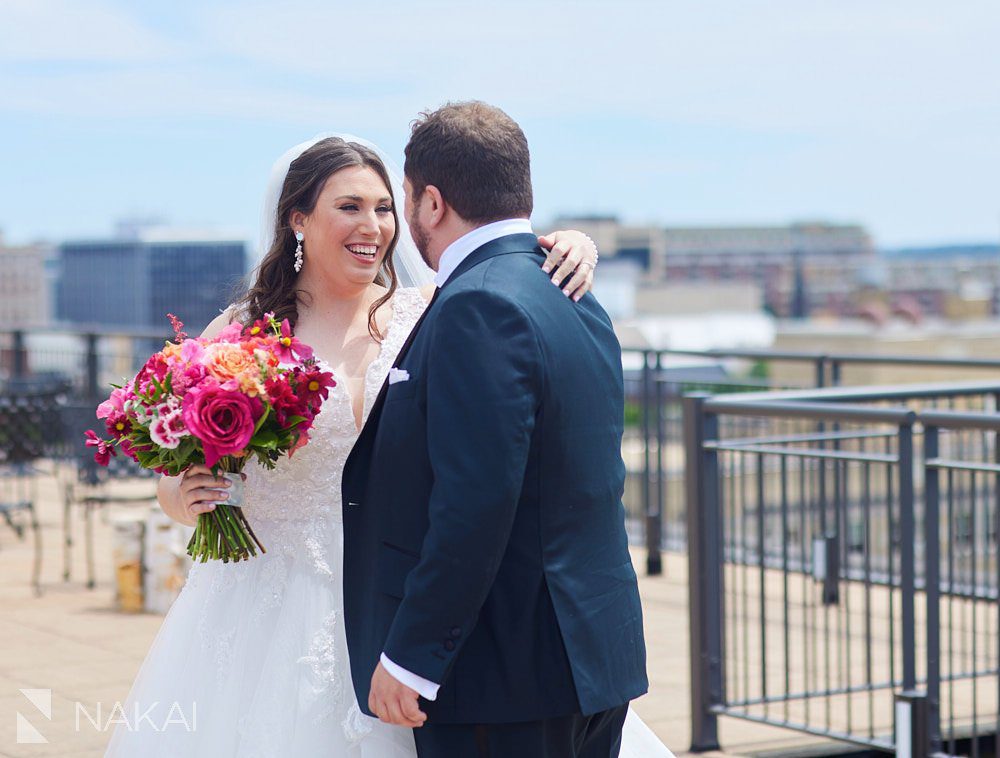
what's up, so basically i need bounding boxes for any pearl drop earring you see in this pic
[293,231,304,273]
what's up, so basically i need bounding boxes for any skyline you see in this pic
[2,0,999,250]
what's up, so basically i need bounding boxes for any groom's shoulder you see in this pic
[450,245,549,296]
[436,252,550,322]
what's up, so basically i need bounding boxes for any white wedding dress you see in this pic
[106,287,673,758]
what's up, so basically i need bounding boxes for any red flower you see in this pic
[135,353,170,394]
[84,430,116,466]
[264,376,308,427]
[104,416,132,440]
[244,318,269,339]
[119,438,140,462]
[296,366,335,410]
[288,427,310,457]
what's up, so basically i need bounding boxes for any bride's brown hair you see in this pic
[236,138,401,341]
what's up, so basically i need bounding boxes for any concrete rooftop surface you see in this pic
[0,472,838,757]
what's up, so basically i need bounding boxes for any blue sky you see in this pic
[1,0,998,249]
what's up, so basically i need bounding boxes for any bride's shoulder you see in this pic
[393,286,431,311]
[383,287,427,333]
[199,303,244,339]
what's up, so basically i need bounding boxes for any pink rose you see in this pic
[181,383,262,467]
[216,322,244,344]
[96,386,129,419]
[170,361,207,397]
[181,339,205,363]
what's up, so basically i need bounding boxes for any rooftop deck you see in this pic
[0,474,839,757]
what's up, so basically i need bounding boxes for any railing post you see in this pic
[923,424,942,754]
[894,690,930,758]
[685,393,723,752]
[641,351,661,575]
[898,419,917,693]
[650,350,664,573]
[12,329,28,378]
[84,333,99,402]
[830,358,842,387]
[815,355,827,388]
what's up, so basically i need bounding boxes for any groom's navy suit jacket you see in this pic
[342,233,648,724]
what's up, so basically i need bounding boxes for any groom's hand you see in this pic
[369,662,427,728]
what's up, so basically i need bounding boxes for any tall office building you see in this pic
[57,230,247,332]
[0,231,51,327]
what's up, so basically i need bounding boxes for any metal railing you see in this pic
[1,326,170,402]
[622,346,1000,576]
[685,382,1000,756]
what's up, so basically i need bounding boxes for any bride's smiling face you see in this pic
[291,165,396,289]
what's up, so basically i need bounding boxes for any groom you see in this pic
[342,101,648,757]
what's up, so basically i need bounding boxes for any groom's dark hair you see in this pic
[404,101,533,223]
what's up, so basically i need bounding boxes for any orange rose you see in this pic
[204,344,262,391]
[161,342,183,361]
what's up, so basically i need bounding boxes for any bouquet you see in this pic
[86,312,335,563]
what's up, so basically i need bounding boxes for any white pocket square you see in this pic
[388,368,410,385]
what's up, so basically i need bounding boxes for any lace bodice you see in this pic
[240,287,427,566]
[183,287,427,594]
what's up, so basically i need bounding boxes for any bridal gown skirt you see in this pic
[621,708,675,757]
[103,540,673,758]
[105,550,417,757]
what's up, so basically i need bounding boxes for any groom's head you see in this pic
[403,101,533,269]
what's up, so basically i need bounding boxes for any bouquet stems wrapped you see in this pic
[187,458,266,563]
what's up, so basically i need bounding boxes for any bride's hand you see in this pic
[158,465,231,527]
[538,230,599,302]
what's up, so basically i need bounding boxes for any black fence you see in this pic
[623,347,1000,576]
[686,382,1000,756]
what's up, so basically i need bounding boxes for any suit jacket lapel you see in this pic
[354,232,540,449]
[355,286,440,447]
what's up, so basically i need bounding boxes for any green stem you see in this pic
[184,458,267,563]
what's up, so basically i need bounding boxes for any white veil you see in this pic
[256,133,435,288]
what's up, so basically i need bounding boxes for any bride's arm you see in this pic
[416,230,599,303]
[156,310,235,526]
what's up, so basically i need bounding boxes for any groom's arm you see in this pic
[381,287,543,686]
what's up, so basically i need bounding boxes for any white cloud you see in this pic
[3,0,998,142]
[0,0,177,61]
[1,0,998,245]
[191,0,1000,136]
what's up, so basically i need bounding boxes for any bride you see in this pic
[106,135,673,757]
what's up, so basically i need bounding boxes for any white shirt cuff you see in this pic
[380,653,440,701]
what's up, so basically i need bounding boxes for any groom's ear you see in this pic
[423,185,447,228]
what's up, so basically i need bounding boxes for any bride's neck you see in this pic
[296,276,382,328]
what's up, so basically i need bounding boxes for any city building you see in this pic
[56,229,247,332]
[549,217,873,276]
[0,231,51,327]
[546,217,875,317]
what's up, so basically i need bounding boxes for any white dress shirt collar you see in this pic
[433,218,534,287]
